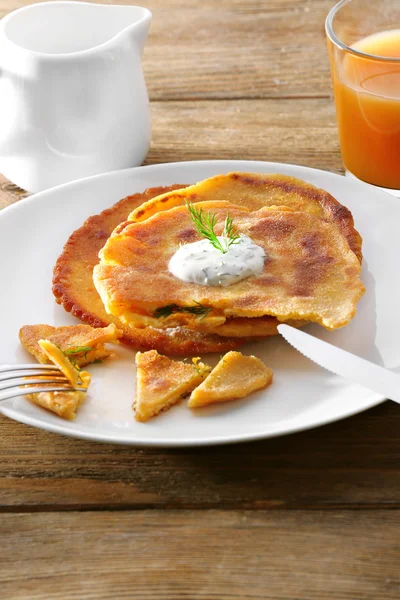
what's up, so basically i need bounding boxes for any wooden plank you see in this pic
[1,509,400,600]
[1,402,400,510]
[0,97,342,206]
[0,0,335,100]
[145,98,341,172]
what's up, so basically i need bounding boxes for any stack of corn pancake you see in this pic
[53,172,365,355]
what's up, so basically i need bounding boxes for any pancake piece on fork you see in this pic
[24,340,91,420]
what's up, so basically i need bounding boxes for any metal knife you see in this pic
[277,324,400,404]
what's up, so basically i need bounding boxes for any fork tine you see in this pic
[1,385,88,401]
[0,378,81,392]
[0,364,89,403]
[0,364,60,373]
[0,371,68,383]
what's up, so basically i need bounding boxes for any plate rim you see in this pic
[2,158,394,217]
[0,159,389,446]
[0,389,386,447]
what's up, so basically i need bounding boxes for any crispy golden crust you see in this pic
[95,202,365,331]
[19,323,121,366]
[128,172,363,263]
[133,350,211,422]
[188,351,273,408]
[52,185,246,355]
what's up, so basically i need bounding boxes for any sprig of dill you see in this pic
[63,345,93,358]
[62,345,94,368]
[153,301,210,320]
[186,201,241,254]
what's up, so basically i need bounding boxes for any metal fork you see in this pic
[0,364,88,401]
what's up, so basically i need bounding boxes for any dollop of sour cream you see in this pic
[168,235,266,287]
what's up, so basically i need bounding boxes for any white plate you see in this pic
[0,160,398,446]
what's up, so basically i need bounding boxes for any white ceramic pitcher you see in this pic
[0,2,152,193]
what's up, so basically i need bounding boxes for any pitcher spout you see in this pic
[132,9,152,56]
[103,5,152,56]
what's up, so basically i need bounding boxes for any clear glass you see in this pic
[326,0,400,194]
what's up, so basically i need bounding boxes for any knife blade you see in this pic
[277,324,400,404]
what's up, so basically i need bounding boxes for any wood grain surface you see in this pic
[1,1,398,599]
[0,401,399,511]
[2,510,400,600]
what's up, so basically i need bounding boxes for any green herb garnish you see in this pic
[63,345,93,359]
[186,201,241,254]
[153,301,210,320]
[62,345,94,368]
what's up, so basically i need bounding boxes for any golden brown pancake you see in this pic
[54,174,363,351]
[128,172,363,263]
[94,201,365,331]
[52,186,247,354]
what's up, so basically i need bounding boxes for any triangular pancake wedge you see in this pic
[188,351,273,408]
[133,350,211,422]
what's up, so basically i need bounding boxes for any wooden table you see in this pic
[1,1,400,598]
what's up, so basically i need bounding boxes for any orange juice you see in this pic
[331,29,400,188]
